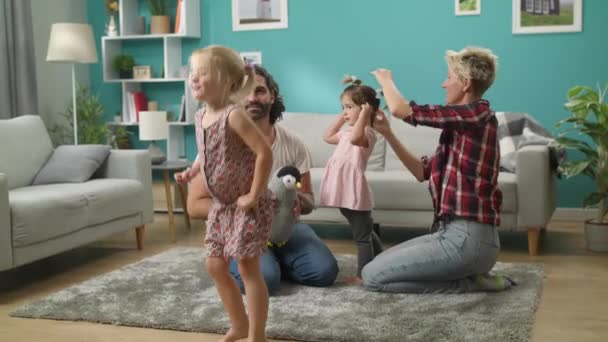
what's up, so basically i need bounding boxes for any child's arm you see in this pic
[323,115,345,145]
[350,103,374,148]
[228,109,273,210]
[372,69,413,119]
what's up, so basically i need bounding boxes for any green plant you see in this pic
[108,125,132,149]
[112,54,135,76]
[49,85,107,145]
[555,84,608,223]
[147,0,167,16]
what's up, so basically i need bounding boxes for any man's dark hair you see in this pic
[253,65,285,125]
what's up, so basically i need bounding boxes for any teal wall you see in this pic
[88,0,608,208]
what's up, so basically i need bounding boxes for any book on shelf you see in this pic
[177,94,186,122]
[174,0,185,34]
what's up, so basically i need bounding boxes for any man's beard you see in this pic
[246,101,272,121]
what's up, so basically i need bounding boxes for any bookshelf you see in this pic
[102,0,200,161]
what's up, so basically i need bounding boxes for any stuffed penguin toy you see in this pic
[268,165,302,245]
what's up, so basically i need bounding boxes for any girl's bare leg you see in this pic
[238,256,268,342]
[206,256,249,342]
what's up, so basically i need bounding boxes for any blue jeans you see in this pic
[229,223,339,295]
[361,219,500,294]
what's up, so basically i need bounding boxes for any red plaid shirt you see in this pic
[404,99,502,226]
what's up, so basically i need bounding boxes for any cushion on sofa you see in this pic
[9,179,143,247]
[32,145,112,185]
[0,115,54,190]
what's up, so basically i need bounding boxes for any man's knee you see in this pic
[315,257,339,286]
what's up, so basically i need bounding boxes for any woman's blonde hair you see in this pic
[445,46,498,96]
[189,45,255,104]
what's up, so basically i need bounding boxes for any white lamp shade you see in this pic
[139,111,169,140]
[46,23,98,63]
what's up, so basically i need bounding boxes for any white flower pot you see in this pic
[584,219,608,252]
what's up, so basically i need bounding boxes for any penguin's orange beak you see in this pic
[296,181,301,189]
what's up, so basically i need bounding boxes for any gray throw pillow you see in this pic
[32,145,112,185]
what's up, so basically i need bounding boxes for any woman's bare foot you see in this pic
[345,276,363,285]
[219,327,248,342]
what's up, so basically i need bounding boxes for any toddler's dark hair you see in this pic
[341,75,380,124]
[341,76,381,110]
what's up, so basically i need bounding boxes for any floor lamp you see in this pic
[46,23,98,145]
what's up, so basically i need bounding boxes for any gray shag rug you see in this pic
[11,247,543,342]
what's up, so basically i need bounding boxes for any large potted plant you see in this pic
[147,0,169,34]
[555,84,608,252]
[49,85,130,148]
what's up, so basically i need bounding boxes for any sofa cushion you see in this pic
[9,179,143,247]
[280,112,386,170]
[0,115,53,190]
[32,145,112,185]
[310,168,516,213]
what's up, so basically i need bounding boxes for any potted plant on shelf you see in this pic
[147,0,169,34]
[112,53,135,79]
[555,84,608,252]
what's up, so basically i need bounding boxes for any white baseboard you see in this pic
[553,208,599,222]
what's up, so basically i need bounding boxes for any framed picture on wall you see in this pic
[513,0,583,34]
[455,0,481,16]
[232,0,288,31]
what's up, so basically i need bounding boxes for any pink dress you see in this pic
[195,105,273,259]
[319,127,377,211]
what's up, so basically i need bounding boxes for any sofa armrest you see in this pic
[98,150,154,224]
[515,145,557,228]
[0,173,13,271]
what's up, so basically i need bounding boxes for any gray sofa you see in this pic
[278,112,557,255]
[0,115,154,271]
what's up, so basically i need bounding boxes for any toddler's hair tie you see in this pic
[375,88,384,99]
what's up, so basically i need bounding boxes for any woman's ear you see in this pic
[462,79,473,94]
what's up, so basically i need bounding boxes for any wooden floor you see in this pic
[1,213,607,341]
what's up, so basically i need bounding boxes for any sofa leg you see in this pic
[135,225,145,250]
[527,228,539,256]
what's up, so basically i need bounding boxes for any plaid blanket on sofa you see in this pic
[496,112,564,173]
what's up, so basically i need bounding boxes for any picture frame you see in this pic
[240,51,263,66]
[455,0,481,16]
[513,0,582,34]
[232,0,288,31]
[133,65,152,80]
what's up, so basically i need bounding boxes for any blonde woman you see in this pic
[362,47,514,294]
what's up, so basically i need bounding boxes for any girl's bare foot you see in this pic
[345,276,363,285]
[219,327,248,342]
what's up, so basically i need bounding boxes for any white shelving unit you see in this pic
[102,0,200,161]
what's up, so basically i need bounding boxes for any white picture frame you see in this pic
[240,51,263,66]
[232,0,288,31]
[513,0,582,34]
[455,0,481,16]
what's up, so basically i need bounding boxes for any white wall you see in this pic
[31,0,89,124]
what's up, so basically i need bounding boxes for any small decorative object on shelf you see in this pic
[136,16,146,35]
[133,65,152,79]
[112,54,135,79]
[105,0,119,36]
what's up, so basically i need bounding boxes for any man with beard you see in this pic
[185,65,339,295]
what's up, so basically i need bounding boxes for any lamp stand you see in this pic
[71,64,78,145]
[148,140,166,164]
